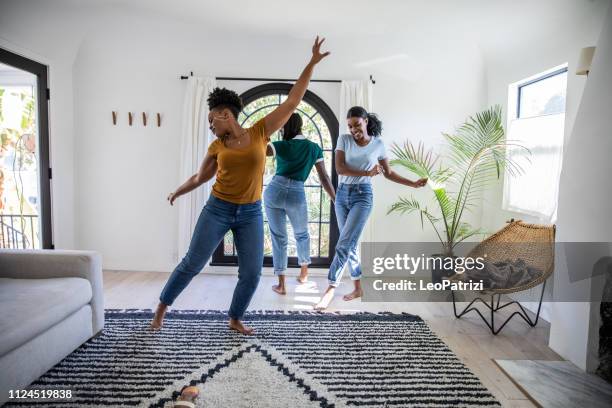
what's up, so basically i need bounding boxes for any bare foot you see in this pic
[297,265,309,283]
[272,275,286,295]
[343,288,363,301]
[314,286,335,310]
[149,303,168,330]
[229,318,254,335]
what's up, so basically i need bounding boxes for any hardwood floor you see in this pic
[103,269,563,407]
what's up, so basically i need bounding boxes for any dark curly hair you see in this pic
[282,113,303,140]
[347,106,383,137]
[207,87,243,118]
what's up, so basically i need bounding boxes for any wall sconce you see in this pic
[576,46,596,76]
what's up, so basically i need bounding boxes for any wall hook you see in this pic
[142,112,147,127]
[128,112,133,126]
[112,111,117,125]
[157,113,162,127]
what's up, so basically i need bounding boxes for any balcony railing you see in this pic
[0,214,39,249]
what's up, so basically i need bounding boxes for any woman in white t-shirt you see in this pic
[314,106,427,310]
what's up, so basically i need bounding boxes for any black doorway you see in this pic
[0,47,53,249]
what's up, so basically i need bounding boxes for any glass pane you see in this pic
[320,223,330,257]
[241,105,276,128]
[263,222,273,256]
[297,100,316,118]
[302,116,320,144]
[305,165,319,186]
[305,187,321,222]
[223,231,234,256]
[323,150,333,177]
[309,223,320,257]
[0,75,42,249]
[312,113,332,149]
[519,71,567,118]
[264,155,276,184]
[286,222,297,257]
[321,191,331,222]
[242,94,278,116]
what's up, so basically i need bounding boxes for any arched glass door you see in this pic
[212,83,339,268]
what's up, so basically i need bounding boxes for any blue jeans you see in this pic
[328,183,373,286]
[264,175,311,275]
[159,195,263,319]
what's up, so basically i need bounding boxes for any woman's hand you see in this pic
[411,178,428,188]
[366,164,383,177]
[310,36,330,65]
[167,192,179,206]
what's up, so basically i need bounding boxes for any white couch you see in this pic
[0,249,104,405]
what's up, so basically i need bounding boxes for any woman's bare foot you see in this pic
[314,286,335,310]
[297,265,309,283]
[150,303,168,330]
[343,280,363,301]
[342,288,363,301]
[229,318,254,335]
[272,275,286,295]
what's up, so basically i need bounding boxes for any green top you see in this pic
[272,135,324,182]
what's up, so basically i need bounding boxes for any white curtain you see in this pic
[177,76,216,258]
[502,113,566,222]
[339,80,373,132]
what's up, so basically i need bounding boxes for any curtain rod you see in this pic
[179,72,376,84]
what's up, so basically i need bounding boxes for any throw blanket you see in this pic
[457,258,543,290]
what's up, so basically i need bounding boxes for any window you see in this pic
[517,68,568,118]
[503,65,568,221]
[211,83,339,268]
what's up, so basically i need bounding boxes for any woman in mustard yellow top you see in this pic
[150,37,330,335]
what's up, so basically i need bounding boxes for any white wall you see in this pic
[2,0,606,275]
[67,13,487,271]
[548,3,612,371]
[481,0,610,232]
[0,1,89,249]
[479,0,610,322]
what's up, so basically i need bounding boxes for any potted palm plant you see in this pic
[387,105,527,283]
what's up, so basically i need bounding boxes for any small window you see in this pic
[503,65,568,222]
[517,68,568,119]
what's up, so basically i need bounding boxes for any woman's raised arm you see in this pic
[263,36,330,137]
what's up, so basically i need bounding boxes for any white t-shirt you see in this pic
[335,133,387,184]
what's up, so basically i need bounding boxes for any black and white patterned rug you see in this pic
[5,310,500,408]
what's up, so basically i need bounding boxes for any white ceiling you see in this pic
[83,0,608,60]
[1,0,609,69]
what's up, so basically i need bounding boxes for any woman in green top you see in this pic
[264,113,335,294]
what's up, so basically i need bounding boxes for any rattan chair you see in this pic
[449,219,556,335]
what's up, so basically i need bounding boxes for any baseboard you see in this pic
[104,266,329,277]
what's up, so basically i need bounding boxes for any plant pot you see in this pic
[430,254,457,284]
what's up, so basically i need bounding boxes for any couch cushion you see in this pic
[0,277,92,356]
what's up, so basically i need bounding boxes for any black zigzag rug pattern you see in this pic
[4,310,501,408]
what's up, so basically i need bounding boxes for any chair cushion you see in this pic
[0,277,92,356]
